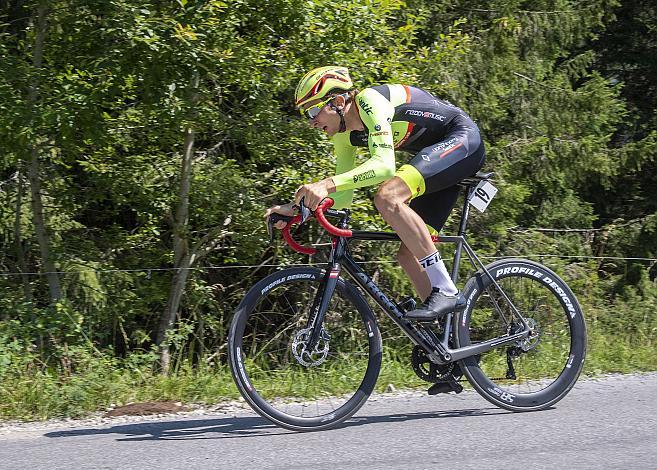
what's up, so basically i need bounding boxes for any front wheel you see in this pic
[457,258,587,411]
[228,267,382,431]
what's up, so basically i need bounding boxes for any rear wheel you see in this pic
[228,267,382,431]
[457,259,586,411]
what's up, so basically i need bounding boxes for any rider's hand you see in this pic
[264,202,295,229]
[294,178,336,211]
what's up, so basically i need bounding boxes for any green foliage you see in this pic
[0,0,655,419]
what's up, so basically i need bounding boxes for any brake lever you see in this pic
[297,197,312,224]
[267,213,294,244]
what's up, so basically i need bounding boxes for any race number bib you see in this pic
[468,180,498,213]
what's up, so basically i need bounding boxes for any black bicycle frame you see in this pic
[307,184,530,364]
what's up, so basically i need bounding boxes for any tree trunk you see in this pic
[156,119,197,374]
[13,171,32,303]
[157,253,194,372]
[26,2,61,302]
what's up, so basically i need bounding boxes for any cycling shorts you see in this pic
[395,124,486,232]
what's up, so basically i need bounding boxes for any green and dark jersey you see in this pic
[330,84,475,209]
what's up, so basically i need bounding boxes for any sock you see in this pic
[418,251,458,296]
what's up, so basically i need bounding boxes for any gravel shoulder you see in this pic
[1,371,655,438]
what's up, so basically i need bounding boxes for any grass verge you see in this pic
[1,327,655,422]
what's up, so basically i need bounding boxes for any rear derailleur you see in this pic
[504,319,541,379]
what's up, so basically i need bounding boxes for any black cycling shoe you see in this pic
[403,288,466,322]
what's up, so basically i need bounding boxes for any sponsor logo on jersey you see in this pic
[405,109,447,121]
[374,124,381,131]
[353,169,376,183]
[430,137,459,154]
[377,143,393,149]
[358,98,373,115]
[370,131,389,137]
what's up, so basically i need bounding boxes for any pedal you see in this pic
[428,378,463,395]
[450,380,464,394]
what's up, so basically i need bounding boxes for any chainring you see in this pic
[411,346,461,383]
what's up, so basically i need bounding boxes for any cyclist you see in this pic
[265,66,486,321]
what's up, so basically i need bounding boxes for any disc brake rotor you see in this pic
[517,318,541,352]
[292,327,330,367]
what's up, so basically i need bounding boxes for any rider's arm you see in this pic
[330,88,396,192]
[330,132,357,209]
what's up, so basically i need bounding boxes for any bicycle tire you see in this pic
[228,267,382,431]
[456,258,587,411]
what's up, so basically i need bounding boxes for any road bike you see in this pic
[228,172,587,431]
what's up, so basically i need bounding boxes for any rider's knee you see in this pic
[374,180,407,215]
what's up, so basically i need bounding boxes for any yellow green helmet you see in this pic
[294,66,353,110]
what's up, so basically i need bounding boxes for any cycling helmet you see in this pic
[294,66,353,110]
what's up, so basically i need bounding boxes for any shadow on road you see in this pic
[43,406,513,441]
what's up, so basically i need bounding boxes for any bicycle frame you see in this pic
[304,184,531,365]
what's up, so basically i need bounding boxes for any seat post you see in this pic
[457,186,472,238]
[449,171,493,283]
[450,186,472,284]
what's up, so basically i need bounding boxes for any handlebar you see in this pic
[270,198,439,255]
[314,199,353,238]
[270,198,352,255]
[281,213,316,255]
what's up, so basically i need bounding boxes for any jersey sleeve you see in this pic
[330,132,357,209]
[331,88,396,192]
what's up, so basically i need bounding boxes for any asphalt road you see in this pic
[2,373,656,470]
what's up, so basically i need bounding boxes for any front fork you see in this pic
[305,235,345,350]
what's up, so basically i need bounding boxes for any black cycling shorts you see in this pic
[395,124,486,232]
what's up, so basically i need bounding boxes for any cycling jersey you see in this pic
[330,84,485,231]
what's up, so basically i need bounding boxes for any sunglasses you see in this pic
[301,96,335,120]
